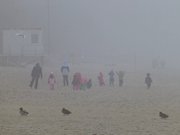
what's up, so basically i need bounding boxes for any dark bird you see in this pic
[62,108,71,115]
[19,107,29,116]
[159,112,168,119]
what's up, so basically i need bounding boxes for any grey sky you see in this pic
[0,0,180,67]
[49,0,180,65]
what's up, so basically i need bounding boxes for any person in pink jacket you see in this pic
[48,72,56,90]
[72,72,81,90]
[98,72,105,86]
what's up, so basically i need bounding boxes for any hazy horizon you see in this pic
[49,0,180,68]
[1,0,180,69]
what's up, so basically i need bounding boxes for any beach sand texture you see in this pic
[0,66,180,135]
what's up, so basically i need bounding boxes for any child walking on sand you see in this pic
[48,72,56,90]
[116,71,125,87]
[145,73,152,89]
[72,72,81,90]
[98,72,105,86]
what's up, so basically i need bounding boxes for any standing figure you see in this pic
[116,71,125,87]
[145,73,152,89]
[29,63,43,89]
[109,70,115,86]
[61,63,70,86]
[72,72,81,90]
[87,79,92,89]
[98,72,105,86]
[48,72,56,90]
[80,77,88,90]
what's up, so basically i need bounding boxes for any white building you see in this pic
[0,0,48,65]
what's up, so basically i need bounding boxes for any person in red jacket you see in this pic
[72,72,81,90]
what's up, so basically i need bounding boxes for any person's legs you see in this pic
[146,82,150,89]
[109,78,111,86]
[66,76,69,86]
[29,77,35,88]
[112,80,114,87]
[51,84,54,90]
[35,77,39,89]
[99,81,102,86]
[63,76,66,86]
[110,78,114,86]
[63,75,69,86]
[73,84,76,90]
[147,83,151,89]
[77,83,81,90]
[65,76,67,86]
[119,79,123,87]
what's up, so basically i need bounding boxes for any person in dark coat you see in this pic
[116,71,125,87]
[145,73,152,89]
[109,70,115,86]
[87,79,92,89]
[29,63,42,89]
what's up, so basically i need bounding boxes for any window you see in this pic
[31,34,39,44]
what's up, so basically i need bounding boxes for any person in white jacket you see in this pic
[61,63,70,86]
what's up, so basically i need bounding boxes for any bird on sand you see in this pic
[62,108,71,115]
[19,107,29,116]
[159,112,168,119]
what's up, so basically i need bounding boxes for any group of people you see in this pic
[107,70,125,87]
[106,70,152,89]
[29,63,153,90]
[29,63,71,90]
[72,72,92,90]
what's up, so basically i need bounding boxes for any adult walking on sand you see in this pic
[61,62,70,86]
[29,63,43,89]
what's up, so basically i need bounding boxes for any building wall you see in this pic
[0,0,49,54]
[3,29,43,56]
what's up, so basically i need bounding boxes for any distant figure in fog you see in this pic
[29,63,42,89]
[145,73,152,89]
[116,71,125,87]
[80,77,88,90]
[98,72,105,86]
[87,79,92,89]
[72,72,81,90]
[61,62,70,86]
[48,72,56,90]
[109,70,115,86]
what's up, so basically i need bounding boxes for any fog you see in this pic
[1,1,180,134]
[1,0,180,69]
[47,0,180,69]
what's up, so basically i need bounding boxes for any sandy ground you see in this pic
[1,66,180,135]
